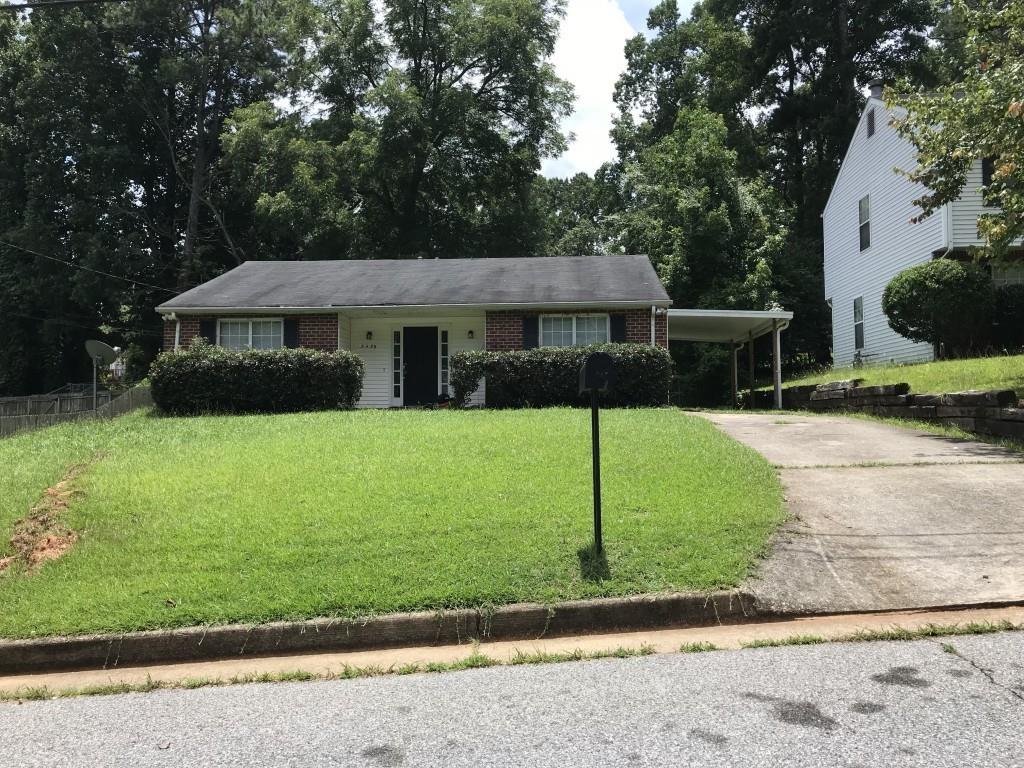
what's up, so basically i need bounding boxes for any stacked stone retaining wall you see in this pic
[745,381,1024,440]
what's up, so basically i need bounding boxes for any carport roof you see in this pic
[667,309,793,344]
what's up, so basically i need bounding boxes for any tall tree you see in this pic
[892,0,1024,255]
[221,0,573,260]
[0,0,292,394]
[612,0,937,372]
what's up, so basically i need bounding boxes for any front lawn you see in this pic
[785,353,1024,394]
[0,408,783,639]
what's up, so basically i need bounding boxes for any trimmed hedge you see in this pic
[452,344,673,408]
[150,340,364,415]
[882,259,993,355]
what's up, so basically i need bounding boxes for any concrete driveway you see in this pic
[700,412,1024,614]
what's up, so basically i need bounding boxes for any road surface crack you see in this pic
[935,640,1024,704]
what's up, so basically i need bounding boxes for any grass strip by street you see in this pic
[0,644,657,703]
[0,408,783,639]
[3,616,1020,704]
[727,620,1019,652]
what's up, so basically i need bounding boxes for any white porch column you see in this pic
[730,343,739,409]
[772,319,782,410]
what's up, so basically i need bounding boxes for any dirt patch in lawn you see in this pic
[0,460,94,575]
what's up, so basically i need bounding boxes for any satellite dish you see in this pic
[85,340,118,366]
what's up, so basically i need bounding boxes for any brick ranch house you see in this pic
[157,255,671,408]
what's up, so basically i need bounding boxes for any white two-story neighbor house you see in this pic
[822,80,1022,365]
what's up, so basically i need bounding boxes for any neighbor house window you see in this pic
[218,319,283,350]
[858,196,871,251]
[540,315,609,347]
[853,297,864,350]
[982,157,996,207]
[866,108,875,137]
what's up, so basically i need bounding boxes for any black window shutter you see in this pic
[284,318,300,348]
[610,315,626,343]
[522,315,539,349]
[199,319,217,344]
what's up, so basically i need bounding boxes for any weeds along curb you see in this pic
[0,591,757,675]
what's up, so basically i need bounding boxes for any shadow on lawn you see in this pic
[577,545,610,583]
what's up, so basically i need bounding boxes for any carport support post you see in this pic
[772,319,782,410]
[747,332,755,408]
[730,343,739,408]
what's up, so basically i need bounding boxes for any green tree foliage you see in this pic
[221,0,573,260]
[532,167,622,256]
[882,259,994,356]
[891,0,1024,255]
[602,0,937,399]
[0,0,300,394]
[617,106,784,311]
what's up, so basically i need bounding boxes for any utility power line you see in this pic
[0,239,179,295]
[7,309,163,338]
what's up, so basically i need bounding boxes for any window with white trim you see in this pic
[866,108,875,137]
[853,297,864,350]
[218,319,283,351]
[858,195,871,251]
[540,315,610,347]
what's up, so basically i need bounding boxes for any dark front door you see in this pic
[403,326,438,406]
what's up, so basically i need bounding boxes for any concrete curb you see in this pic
[0,591,758,675]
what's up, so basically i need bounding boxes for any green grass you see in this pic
[0,408,784,639]
[741,634,827,649]
[0,644,658,703]
[679,641,720,653]
[784,353,1024,395]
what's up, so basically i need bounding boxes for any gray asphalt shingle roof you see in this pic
[157,255,670,311]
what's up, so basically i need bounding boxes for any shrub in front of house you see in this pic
[994,283,1024,351]
[451,344,673,408]
[882,259,994,357]
[150,340,364,415]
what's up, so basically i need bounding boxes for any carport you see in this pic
[666,309,794,409]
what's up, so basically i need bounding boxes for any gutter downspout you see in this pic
[939,202,953,260]
[650,305,656,346]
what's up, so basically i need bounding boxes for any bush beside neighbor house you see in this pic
[150,340,364,415]
[452,344,673,408]
[994,283,1024,351]
[882,259,994,357]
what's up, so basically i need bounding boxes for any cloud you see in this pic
[541,0,637,179]
[542,0,696,179]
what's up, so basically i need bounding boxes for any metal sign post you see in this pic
[589,387,603,551]
[579,352,615,553]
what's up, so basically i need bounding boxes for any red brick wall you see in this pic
[297,315,339,351]
[621,309,668,347]
[162,317,206,351]
[485,311,525,351]
[484,309,668,351]
[162,315,338,351]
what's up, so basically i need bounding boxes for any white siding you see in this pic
[951,160,988,248]
[337,314,351,350]
[949,160,1023,249]
[348,313,486,408]
[823,99,941,365]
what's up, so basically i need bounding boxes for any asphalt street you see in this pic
[2,632,1023,767]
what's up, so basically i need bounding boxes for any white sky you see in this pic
[542,0,697,179]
